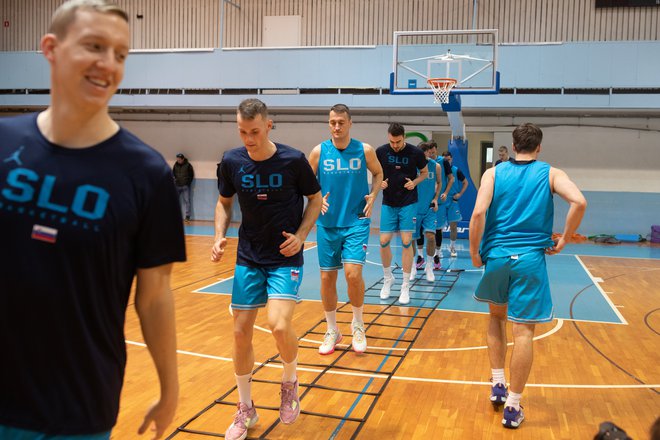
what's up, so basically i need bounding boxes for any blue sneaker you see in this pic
[502,406,524,429]
[490,383,507,407]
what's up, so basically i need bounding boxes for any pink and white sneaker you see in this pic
[225,401,259,440]
[279,380,301,424]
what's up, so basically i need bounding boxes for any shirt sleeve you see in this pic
[442,158,453,175]
[217,155,236,197]
[416,148,428,170]
[296,153,321,196]
[136,167,186,268]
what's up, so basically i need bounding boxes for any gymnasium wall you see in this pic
[1,0,659,51]
[115,118,660,237]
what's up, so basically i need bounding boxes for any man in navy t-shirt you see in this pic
[211,99,321,440]
[0,2,185,439]
[375,123,428,305]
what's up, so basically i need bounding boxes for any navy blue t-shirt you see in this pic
[0,113,186,435]
[217,143,320,268]
[376,143,428,207]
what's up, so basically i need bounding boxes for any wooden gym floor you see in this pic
[112,228,660,439]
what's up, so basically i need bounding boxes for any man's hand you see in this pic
[471,252,484,268]
[320,192,330,215]
[362,193,376,218]
[138,397,177,440]
[280,231,303,257]
[404,178,415,190]
[545,237,566,255]
[211,237,227,262]
[431,199,438,212]
[440,193,447,202]
[381,178,388,190]
[452,194,462,201]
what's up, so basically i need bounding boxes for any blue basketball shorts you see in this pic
[474,250,554,323]
[380,203,417,233]
[413,208,438,240]
[316,221,370,270]
[436,200,462,228]
[231,264,303,310]
[0,425,111,440]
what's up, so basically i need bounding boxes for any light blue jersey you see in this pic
[416,161,437,213]
[447,164,461,198]
[480,160,555,259]
[316,139,370,228]
[436,157,451,205]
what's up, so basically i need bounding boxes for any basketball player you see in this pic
[0,1,185,438]
[470,123,586,429]
[413,141,453,271]
[308,104,383,355]
[212,99,322,440]
[410,142,445,282]
[440,151,468,257]
[376,123,428,304]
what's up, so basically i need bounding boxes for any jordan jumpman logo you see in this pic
[3,146,25,166]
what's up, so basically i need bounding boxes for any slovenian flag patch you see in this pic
[32,224,58,244]
[290,269,300,281]
[257,193,268,200]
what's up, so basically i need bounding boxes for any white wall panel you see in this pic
[1,0,659,51]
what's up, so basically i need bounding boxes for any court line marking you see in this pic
[574,255,628,325]
[124,340,659,389]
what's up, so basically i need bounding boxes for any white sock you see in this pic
[427,252,435,260]
[450,240,456,248]
[491,369,506,386]
[235,373,253,407]
[435,248,441,256]
[282,357,297,383]
[352,305,364,325]
[383,266,393,279]
[504,391,522,411]
[402,275,410,286]
[325,310,337,331]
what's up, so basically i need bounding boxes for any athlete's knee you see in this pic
[268,320,291,340]
[233,324,254,344]
[380,240,391,248]
[512,322,535,339]
[401,240,412,248]
[320,270,337,283]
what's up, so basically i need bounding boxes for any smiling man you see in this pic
[211,98,321,440]
[0,1,185,439]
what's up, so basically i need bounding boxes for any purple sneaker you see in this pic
[225,401,259,440]
[490,383,508,407]
[502,406,525,429]
[279,380,301,424]
[433,255,442,270]
[415,256,425,270]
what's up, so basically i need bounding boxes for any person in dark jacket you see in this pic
[173,153,194,221]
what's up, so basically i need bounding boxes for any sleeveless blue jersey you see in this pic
[447,165,463,197]
[436,157,452,204]
[480,160,555,259]
[316,139,370,228]
[415,161,436,213]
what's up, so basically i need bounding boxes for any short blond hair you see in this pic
[49,0,128,38]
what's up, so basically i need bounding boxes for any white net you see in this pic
[428,78,457,104]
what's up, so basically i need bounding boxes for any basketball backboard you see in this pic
[391,29,499,95]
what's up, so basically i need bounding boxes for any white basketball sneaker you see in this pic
[399,283,410,304]
[380,276,394,299]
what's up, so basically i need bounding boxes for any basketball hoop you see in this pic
[427,78,457,104]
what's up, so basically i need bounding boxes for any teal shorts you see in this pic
[436,200,462,228]
[231,265,303,310]
[474,250,554,323]
[316,221,370,270]
[0,425,110,440]
[380,203,417,233]
[413,208,437,240]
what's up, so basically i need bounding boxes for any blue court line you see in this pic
[328,309,422,440]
